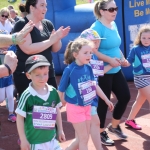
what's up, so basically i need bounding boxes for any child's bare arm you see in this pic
[56,108,66,142]
[58,91,66,106]
[120,50,131,67]
[104,65,112,73]
[96,85,114,111]
[16,114,30,150]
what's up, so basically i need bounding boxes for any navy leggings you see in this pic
[97,70,130,128]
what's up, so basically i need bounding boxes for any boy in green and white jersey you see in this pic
[15,55,65,150]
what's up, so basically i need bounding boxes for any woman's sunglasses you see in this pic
[1,15,8,18]
[102,7,118,13]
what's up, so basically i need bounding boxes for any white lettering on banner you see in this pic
[128,24,145,50]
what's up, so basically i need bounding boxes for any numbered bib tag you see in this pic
[32,106,57,130]
[90,60,104,76]
[80,81,96,105]
[141,54,150,70]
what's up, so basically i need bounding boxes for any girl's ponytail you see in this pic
[94,1,101,19]
[64,41,75,64]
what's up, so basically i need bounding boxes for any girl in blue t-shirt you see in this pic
[80,28,114,150]
[58,38,113,150]
[122,25,150,130]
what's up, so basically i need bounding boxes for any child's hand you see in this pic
[121,59,130,67]
[105,100,114,111]
[58,130,66,142]
[61,99,66,106]
[20,139,30,150]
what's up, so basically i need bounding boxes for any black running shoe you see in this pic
[107,123,127,139]
[100,131,114,146]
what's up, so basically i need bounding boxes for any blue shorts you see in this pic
[0,75,13,88]
[91,106,97,116]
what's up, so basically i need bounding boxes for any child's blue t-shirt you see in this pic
[58,62,96,106]
[91,20,121,73]
[127,45,150,76]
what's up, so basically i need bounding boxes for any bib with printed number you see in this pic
[141,54,150,71]
[79,80,96,105]
[90,60,104,76]
[32,106,57,130]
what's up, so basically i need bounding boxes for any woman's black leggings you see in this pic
[97,70,130,128]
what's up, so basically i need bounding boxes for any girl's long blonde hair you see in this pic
[64,38,93,65]
[134,24,150,46]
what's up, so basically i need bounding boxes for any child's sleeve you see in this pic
[58,67,70,92]
[55,90,62,108]
[127,47,136,64]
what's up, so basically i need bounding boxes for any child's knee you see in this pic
[91,119,100,127]
[79,136,88,144]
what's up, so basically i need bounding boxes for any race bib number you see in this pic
[32,106,57,130]
[90,60,104,76]
[79,80,96,105]
[141,54,150,71]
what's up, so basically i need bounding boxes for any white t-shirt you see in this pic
[0,20,14,34]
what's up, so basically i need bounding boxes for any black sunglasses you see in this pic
[1,15,8,18]
[102,7,118,13]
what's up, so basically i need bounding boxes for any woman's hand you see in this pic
[50,26,70,42]
[15,20,34,45]
[109,57,121,67]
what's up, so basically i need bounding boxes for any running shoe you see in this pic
[125,120,142,130]
[8,114,16,123]
[107,123,127,139]
[100,131,114,146]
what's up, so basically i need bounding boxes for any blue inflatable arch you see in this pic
[46,0,150,81]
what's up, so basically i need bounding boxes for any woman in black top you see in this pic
[13,0,70,96]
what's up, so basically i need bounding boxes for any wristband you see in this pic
[12,33,17,45]
[4,64,12,76]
